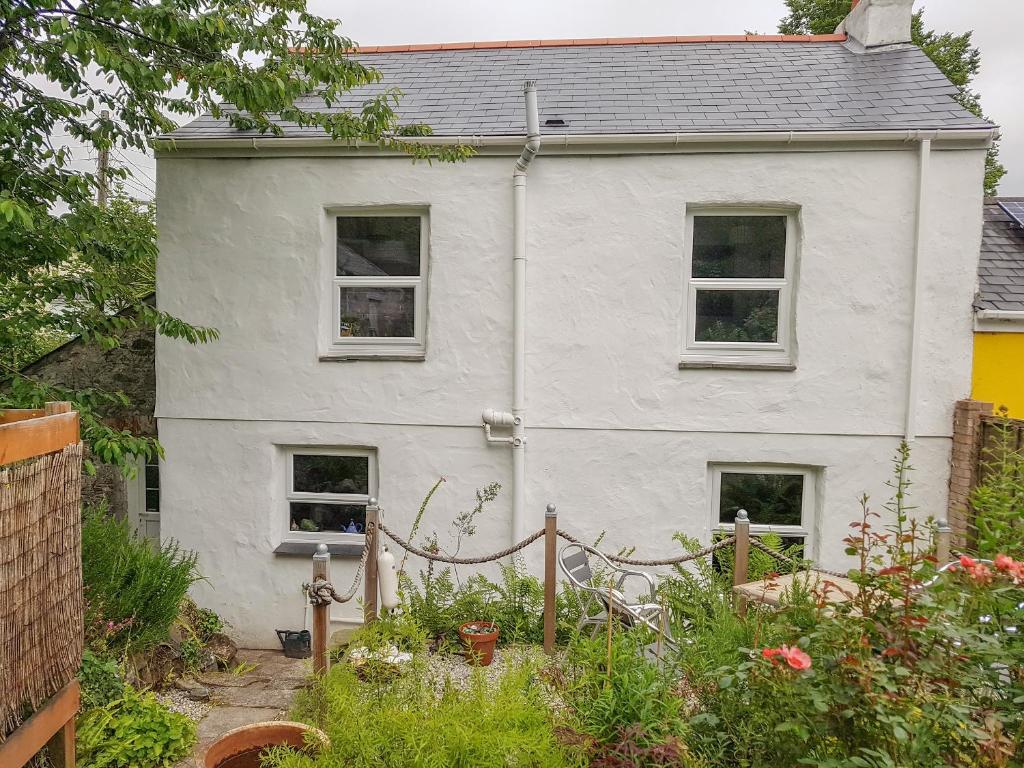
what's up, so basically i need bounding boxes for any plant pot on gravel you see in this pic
[204,721,328,768]
[458,621,499,666]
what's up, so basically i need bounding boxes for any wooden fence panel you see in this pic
[0,407,83,747]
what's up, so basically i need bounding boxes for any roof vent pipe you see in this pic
[515,81,541,175]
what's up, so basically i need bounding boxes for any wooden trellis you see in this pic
[0,403,83,768]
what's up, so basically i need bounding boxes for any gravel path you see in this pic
[421,645,566,711]
[426,645,542,685]
[156,689,211,722]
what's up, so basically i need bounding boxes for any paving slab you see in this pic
[173,648,312,768]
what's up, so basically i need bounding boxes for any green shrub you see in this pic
[77,686,195,768]
[687,449,1024,768]
[971,412,1024,559]
[658,535,778,681]
[346,609,428,656]
[561,630,688,749]
[78,650,125,710]
[476,557,545,645]
[82,506,200,655]
[688,567,1024,768]
[265,657,577,768]
[175,599,227,673]
[191,605,224,642]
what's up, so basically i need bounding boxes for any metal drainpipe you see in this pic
[511,82,541,542]
[904,135,932,442]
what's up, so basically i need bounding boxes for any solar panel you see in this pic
[998,200,1024,229]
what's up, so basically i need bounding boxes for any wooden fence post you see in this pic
[364,498,379,625]
[312,544,330,676]
[543,503,557,655]
[733,510,751,615]
[935,519,953,568]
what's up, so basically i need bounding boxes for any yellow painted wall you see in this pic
[973,332,1024,417]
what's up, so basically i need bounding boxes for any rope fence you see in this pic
[749,537,850,580]
[304,523,374,606]
[555,529,738,567]
[378,522,546,565]
[303,502,956,671]
[307,523,746,612]
[377,522,741,568]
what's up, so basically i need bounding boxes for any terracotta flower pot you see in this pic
[203,721,329,768]
[458,621,500,666]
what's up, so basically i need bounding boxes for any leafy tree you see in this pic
[779,1,1006,195]
[1,0,470,469]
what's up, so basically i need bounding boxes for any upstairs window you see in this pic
[330,212,427,358]
[683,211,796,368]
[284,449,377,542]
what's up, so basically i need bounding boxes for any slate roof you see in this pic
[977,199,1024,313]
[168,37,992,140]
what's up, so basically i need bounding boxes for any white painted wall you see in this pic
[156,145,985,647]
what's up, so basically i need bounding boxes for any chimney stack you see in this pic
[836,0,915,50]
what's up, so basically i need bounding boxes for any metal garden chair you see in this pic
[558,542,678,654]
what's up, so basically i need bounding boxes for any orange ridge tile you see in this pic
[344,34,850,54]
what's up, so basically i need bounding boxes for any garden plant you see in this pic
[72,506,238,766]
[268,454,1022,768]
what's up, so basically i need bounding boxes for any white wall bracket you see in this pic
[482,408,523,445]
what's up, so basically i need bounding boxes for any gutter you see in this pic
[975,309,1024,333]
[976,310,1024,322]
[482,82,541,545]
[155,128,998,154]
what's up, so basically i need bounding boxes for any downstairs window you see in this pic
[284,448,377,543]
[710,464,816,556]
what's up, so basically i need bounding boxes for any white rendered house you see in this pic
[155,0,995,646]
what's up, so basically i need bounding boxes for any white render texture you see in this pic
[156,146,985,647]
[839,0,915,49]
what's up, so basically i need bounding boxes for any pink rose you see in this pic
[994,554,1015,572]
[780,645,812,671]
[761,645,811,671]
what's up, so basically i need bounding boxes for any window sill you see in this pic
[274,541,366,557]
[320,351,425,362]
[679,357,795,372]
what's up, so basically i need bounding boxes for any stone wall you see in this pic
[23,324,156,519]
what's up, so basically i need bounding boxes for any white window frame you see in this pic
[282,447,378,546]
[126,454,160,542]
[710,463,816,557]
[682,208,797,367]
[325,208,428,359]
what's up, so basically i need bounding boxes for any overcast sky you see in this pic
[100,0,1024,197]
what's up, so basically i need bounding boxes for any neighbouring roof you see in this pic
[168,36,992,141]
[977,199,1024,313]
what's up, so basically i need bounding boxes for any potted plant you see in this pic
[204,721,328,768]
[458,620,499,666]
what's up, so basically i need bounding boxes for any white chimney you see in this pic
[836,0,915,50]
